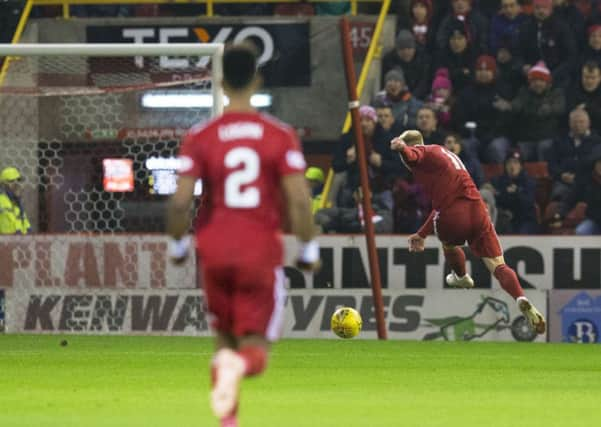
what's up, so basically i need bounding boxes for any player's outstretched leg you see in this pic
[483,257,546,334]
[443,245,474,289]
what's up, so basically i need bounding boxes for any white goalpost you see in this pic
[0,43,224,334]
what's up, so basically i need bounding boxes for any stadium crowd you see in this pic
[318,0,601,236]
[5,0,601,236]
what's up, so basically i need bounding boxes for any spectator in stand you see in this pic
[416,106,446,145]
[495,37,527,99]
[455,54,513,163]
[553,151,601,234]
[331,105,402,208]
[567,61,601,133]
[398,0,435,50]
[553,0,587,46]
[314,186,393,234]
[435,19,479,92]
[517,0,578,87]
[576,24,601,71]
[491,150,540,234]
[426,68,454,129]
[548,108,601,202]
[373,69,424,129]
[489,0,529,55]
[444,132,485,187]
[479,0,504,20]
[70,5,132,16]
[380,30,432,100]
[493,61,565,161]
[0,167,31,235]
[374,101,405,135]
[305,167,325,214]
[436,0,489,54]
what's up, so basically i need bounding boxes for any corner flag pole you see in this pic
[339,17,387,340]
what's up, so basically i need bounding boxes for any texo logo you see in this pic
[122,27,274,69]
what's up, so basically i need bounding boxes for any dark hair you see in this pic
[223,43,258,90]
[583,60,600,73]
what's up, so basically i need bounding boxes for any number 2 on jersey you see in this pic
[442,148,467,171]
[224,147,260,208]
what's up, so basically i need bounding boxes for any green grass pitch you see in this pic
[1,335,600,427]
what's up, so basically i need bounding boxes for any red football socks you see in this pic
[443,246,466,277]
[238,346,268,377]
[494,264,525,299]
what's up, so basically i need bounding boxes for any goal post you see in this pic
[0,43,225,117]
[0,43,225,334]
[0,42,224,233]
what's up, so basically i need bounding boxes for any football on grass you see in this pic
[331,307,362,339]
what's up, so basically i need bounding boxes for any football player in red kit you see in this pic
[166,44,319,427]
[390,130,546,335]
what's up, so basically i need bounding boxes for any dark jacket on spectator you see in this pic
[575,45,601,74]
[518,14,578,86]
[554,2,587,47]
[458,148,485,188]
[436,9,489,54]
[434,47,477,93]
[422,129,446,146]
[491,169,538,229]
[566,82,601,134]
[560,161,601,223]
[381,48,432,100]
[332,127,402,192]
[453,80,512,143]
[495,56,526,98]
[511,86,566,141]
[489,12,529,54]
[548,132,601,180]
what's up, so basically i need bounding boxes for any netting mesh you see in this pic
[0,52,215,233]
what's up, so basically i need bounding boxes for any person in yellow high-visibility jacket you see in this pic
[0,167,31,234]
[305,166,325,215]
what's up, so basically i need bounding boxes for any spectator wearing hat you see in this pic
[331,105,402,208]
[436,0,489,54]
[305,167,326,214]
[397,0,435,50]
[454,54,513,163]
[554,150,601,234]
[426,68,454,129]
[517,0,578,88]
[380,30,432,100]
[373,68,424,129]
[489,0,529,55]
[0,167,31,235]
[435,19,479,93]
[548,108,601,202]
[567,61,601,134]
[491,150,540,234]
[494,61,565,161]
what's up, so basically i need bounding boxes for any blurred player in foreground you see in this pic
[390,130,546,335]
[166,43,319,426]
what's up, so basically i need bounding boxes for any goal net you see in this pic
[0,43,223,334]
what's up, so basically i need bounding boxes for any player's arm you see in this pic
[281,173,320,271]
[390,130,426,167]
[166,176,196,264]
[407,210,435,253]
[166,132,200,264]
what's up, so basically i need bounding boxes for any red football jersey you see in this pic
[399,144,481,210]
[177,111,306,266]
